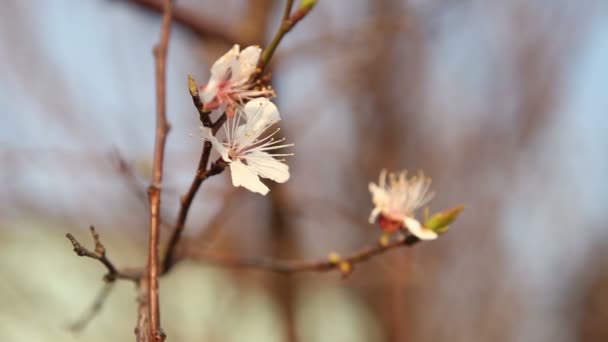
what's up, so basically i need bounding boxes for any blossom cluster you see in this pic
[200,45,289,195]
[199,45,455,239]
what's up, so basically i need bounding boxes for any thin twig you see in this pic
[69,282,115,332]
[146,0,173,340]
[283,0,295,21]
[66,227,139,281]
[179,234,421,275]
[256,0,317,74]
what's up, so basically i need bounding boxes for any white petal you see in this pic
[403,217,438,240]
[244,151,290,183]
[231,45,261,84]
[368,207,382,224]
[201,127,230,162]
[230,159,269,195]
[237,99,280,145]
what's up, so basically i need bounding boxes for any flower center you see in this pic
[378,214,403,232]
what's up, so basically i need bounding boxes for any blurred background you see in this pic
[1,0,608,341]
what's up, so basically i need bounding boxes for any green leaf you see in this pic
[424,205,465,234]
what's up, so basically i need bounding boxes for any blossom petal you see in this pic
[230,159,269,195]
[244,151,290,183]
[231,45,261,85]
[403,217,438,240]
[368,183,389,207]
[201,127,230,162]
[237,99,280,145]
[202,44,240,102]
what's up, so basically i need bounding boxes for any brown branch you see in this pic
[66,227,140,281]
[146,0,173,340]
[123,0,246,44]
[179,234,421,275]
[135,278,150,342]
[162,156,227,272]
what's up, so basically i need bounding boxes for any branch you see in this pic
[65,226,139,282]
[179,233,421,276]
[146,0,173,339]
[256,0,317,74]
[123,0,246,44]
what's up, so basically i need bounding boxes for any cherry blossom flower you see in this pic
[202,98,292,195]
[368,169,437,240]
[201,44,275,118]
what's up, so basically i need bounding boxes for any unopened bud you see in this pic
[338,261,352,277]
[298,0,318,11]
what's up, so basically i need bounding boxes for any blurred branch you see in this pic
[66,226,140,282]
[68,282,115,332]
[122,0,245,44]
[179,233,422,275]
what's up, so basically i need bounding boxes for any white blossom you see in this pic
[201,44,274,117]
[368,169,437,240]
[202,98,292,195]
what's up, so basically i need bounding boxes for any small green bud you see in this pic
[424,205,465,234]
[298,0,318,11]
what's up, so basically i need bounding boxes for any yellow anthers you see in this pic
[328,252,341,264]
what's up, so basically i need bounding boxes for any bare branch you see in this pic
[179,234,421,275]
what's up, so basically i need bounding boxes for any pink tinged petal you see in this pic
[231,45,261,85]
[403,217,438,241]
[244,151,290,183]
[201,127,231,162]
[203,45,240,102]
[230,159,270,195]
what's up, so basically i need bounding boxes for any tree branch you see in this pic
[179,233,421,275]
[146,0,173,339]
